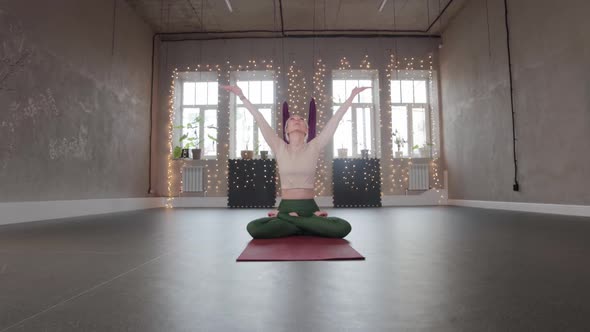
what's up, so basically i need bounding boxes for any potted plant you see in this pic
[412,144,420,157]
[253,142,260,158]
[337,144,348,158]
[191,129,221,160]
[254,142,269,160]
[173,115,204,159]
[173,134,192,159]
[418,142,433,157]
[189,136,202,160]
[173,145,183,159]
[360,144,370,159]
[176,133,202,159]
[392,129,406,158]
[173,124,186,159]
[241,143,254,159]
[241,126,254,159]
[205,129,218,158]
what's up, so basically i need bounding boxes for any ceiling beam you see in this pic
[426,0,457,32]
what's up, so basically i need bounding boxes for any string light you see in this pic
[313,58,329,196]
[167,60,284,202]
[165,52,442,205]
[386,52,443,197]
[165,68,179,208]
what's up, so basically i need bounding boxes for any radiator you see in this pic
[409,164,429,190]
[182,166,204,192]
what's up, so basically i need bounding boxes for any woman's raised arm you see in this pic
[222,85,283,152]
[314,87,370,148]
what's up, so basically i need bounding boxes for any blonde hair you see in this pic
[285,116,308,143]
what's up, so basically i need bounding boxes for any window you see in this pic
[391,74,431,158]
[231,71,275,158]
[332,70,380,158]
[178,72,218,159]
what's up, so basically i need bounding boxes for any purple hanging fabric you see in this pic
[282,101,290,143]
[307,98,317,142]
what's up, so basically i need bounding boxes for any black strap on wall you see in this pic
[503,0,520,191]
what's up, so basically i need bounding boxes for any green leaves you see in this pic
[173,146,182,159]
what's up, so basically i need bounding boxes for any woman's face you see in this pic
[286,115,308,135]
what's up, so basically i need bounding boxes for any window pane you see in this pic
[249,81,261,104]
[345,80,359,103]
[364,106,372,153]
[356,107,372,154]
[236,81,248,105]
[236,107,254,156]
[204,109,217,157]
[333,106,353,157]
[412,108,427,155]
[261,81,274,104]
[183,82,195,105]
[195,82,207,105]
[332,80,346,103]
[414,80,427,103]
[358,80,372,103]
[391,80,401,103]
[401,80,414,103]
[182,108,199,148]
[392,106,408,156]
[258,109,272,155]
[207,82,218,105]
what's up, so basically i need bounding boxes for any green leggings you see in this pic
[246,199,352,239]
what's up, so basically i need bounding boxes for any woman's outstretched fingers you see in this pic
[221,85,243,95]
[351,86,371,95]
[314,211,328,217]
[267,210,278,217]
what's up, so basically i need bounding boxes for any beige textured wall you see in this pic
[0,0,153,202]
[440,0,590,204]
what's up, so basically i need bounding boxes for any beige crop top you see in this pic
[240,96,349,190]
[274,140,322,189]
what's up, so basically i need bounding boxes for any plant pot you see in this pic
[260,150,269,160]
[395,151,404,158]
[181,148,190,158]
[360,149,370,159]
[241,150,254,160]
[337,148,348,158]
[191,148,201,160]
[418,147,428,157]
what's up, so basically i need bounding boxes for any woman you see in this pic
[222,85,369,238]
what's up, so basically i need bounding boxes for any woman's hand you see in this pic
[221,85,243,97]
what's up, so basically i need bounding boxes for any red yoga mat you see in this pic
[236,236,365,261]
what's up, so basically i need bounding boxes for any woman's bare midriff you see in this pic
[281,188,315,200]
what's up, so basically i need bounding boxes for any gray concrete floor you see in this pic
[1,206,590,331]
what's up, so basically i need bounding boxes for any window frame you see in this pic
[390,74,433,158]
[229,70,276,159]
[175,72,219,160]
[331,69,381,159]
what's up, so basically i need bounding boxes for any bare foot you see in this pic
[289,212,299,217]
[314,211,328,217]
[267,210,278,217]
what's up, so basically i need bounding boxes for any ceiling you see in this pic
[125,0,469,38]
